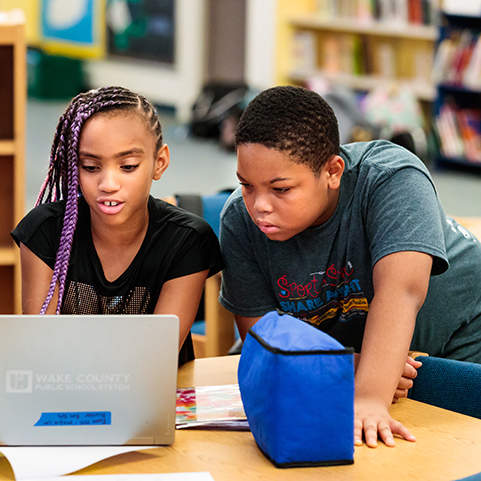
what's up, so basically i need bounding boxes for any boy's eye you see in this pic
[121,164,139,172]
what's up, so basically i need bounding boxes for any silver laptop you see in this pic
[0,314,179,446]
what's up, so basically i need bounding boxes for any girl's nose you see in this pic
[99,170,120,193]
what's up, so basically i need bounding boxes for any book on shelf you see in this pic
[176,384,249,430]
[315,0,439,26]
[414,48,434,82]
[375,43,396,78]
[319,34,366,76]
[463,34,481,90]
[457,109,481,161]
[408,0,423,24]
[292,30,317,72]
[435,103,481,163]
[432,29,481,90]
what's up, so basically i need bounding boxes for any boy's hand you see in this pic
[354,397,416,448]
[392,356,423,403]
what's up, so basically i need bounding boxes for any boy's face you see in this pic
[236,143,344,241]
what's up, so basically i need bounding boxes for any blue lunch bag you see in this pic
[238,310,355,468]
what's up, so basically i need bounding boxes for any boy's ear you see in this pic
[326,155,344,189]
[153,144,170,180]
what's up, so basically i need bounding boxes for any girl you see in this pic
[12,86,223,365]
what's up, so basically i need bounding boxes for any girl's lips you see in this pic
[97,201,124,215]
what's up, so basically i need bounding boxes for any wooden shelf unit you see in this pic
[275,2,438,103]
[281,15,436,101]
[0,11,26,314]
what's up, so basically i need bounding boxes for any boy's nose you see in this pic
[253,194,272,214]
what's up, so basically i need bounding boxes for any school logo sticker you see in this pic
[6,371,33,393]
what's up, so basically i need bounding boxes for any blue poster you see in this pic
[40,0,105,57]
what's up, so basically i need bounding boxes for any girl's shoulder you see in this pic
[17,200,66,230]
[11,200,66,249]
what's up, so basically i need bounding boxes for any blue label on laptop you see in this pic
[35,411,111,426]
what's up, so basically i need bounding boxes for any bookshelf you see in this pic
[432,12,481,171]
[276,0,438,102]
[0,10,26,314]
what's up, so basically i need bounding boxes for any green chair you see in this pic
[409,355,481,420]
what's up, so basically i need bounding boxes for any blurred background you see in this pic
[1,0,481,213]
[1,0,480,330]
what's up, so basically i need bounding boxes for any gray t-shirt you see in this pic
[219,141,481,361]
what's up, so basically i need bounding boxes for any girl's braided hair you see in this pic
[35,85,163,314]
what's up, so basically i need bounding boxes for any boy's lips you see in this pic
[257,221,280,235]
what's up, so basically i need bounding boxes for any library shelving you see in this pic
[0,10,26,314]
[276,0,438,103]
[432,11,481,171]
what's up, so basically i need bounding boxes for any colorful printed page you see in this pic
[176,384,249,430]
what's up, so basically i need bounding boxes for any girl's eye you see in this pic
[80,165,98,172]
[274,187,290,194]
[239,182,253,189]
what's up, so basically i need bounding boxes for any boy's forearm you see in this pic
[355,295,417,407]
[356,251,432,404]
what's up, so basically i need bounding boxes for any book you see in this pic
[457,109,481,162]
[292,30,317,72]
[176,384,249,431]
[463,34,481,90]
[408,0,423,25]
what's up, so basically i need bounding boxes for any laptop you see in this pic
[0,314,179,446]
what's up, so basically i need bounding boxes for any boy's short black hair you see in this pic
[235,86,340,175]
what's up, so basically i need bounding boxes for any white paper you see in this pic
[25,473,215,481]
[0,446,156,480]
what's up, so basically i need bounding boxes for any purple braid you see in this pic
[37,86,163,314]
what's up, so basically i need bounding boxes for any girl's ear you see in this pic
[153,144,170,180]
[326,155,344,189]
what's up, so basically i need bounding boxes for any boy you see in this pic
[219,86,481,447]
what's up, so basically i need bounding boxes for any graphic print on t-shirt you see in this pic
[277,261,369,325]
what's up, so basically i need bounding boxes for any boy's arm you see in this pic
[354,352,422,402]
[355,250,432,447]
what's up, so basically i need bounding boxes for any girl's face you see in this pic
[236,143,344,241]
[78,111,169,229]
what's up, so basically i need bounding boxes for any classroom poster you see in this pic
[106,0,175,64]
[40,0,105,58]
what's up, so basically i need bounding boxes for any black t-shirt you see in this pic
[12,195,224,365]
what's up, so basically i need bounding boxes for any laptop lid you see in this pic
[0,314,179,446]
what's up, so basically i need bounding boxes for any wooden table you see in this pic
[1,355,481,480]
